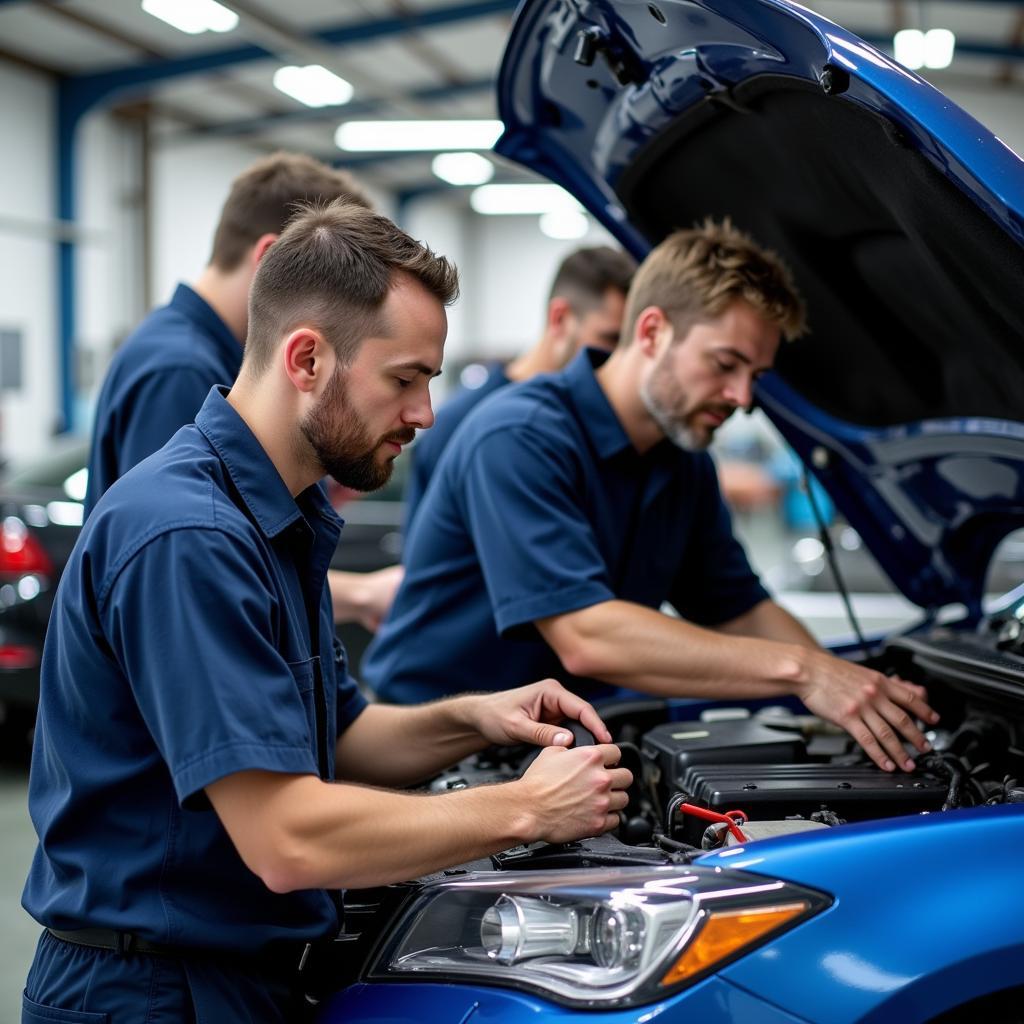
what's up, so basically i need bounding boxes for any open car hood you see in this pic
[495,0,1024,618]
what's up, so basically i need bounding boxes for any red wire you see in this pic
[676,802,749,843]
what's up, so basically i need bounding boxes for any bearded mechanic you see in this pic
[363,220,940,774]
[22,201,630,1023]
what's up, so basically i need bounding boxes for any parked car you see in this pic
[0,441,85,753]
[315,2,1024,1022]
[0,444,406,750]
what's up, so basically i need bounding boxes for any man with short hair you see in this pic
[85,151,398,628]
[364,220,939,775]
[23,201,629,1023]
[403,244,636,525]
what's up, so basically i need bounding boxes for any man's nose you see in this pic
[405,391,434,430]
[724,373,754,411]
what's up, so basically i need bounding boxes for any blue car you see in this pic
[319,2,1024,1021]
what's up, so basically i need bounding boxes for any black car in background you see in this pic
[0,441,85,751]
[0,443,406,753]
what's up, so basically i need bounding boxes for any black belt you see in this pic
[46,927,315,973]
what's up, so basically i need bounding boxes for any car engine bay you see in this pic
[333,605,1024,986]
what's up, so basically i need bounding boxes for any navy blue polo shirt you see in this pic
[24,387,366,956]
[364,349,768,704]
[85,283,242,516]
[403,362,510,532]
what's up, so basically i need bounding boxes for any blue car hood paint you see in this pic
[496,0,1024,616]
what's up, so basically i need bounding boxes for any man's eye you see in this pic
[395,377,413,389]
[715,361,737,374]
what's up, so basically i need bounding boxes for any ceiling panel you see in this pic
[0,5,138,71]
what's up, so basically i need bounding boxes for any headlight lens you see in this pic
[370,866,829,1007]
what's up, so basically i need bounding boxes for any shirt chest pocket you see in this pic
[287,656,329,779]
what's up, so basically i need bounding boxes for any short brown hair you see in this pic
[209,152,372,272]
[549,245,636,311]
[621,219,806,345]
[244,200,459,375]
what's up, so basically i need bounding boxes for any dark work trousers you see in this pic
[23,930,311,1024]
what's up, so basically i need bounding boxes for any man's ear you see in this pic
[250,233,278,269]
[282,329,333,394]
[633,306,671,358]
[546,296,576,339]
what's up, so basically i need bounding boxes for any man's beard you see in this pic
[640,349,732,452]
[300,368,415,492]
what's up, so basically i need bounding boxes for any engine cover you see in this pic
[673,763,949,844]
[642,718,807,792]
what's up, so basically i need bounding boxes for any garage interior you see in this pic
[1,0,1022,1011]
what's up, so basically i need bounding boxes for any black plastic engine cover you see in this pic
[673,763,949,844]
[642,718,807,792]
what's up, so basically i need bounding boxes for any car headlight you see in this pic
[369,866,829,1008]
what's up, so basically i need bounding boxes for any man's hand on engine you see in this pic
[464,678,612,749]
[516,743,632,843]
[796,651,939,772]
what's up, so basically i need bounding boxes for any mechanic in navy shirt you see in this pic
[404,244,635,529]
[85,151,402,630]
[23,202,630,1023]
[364,221,940,775]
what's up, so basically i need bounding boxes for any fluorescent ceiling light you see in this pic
[142,0,238,34]
[470,183,582,216]
[923,28,956,69]
[336,120,502,152]
[273,65,353,107]
[893,29,925,70]
[539,208,590,240]
[432,152,494,186]
[894,28,955,70]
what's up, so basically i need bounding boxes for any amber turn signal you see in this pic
[661,901,810,986]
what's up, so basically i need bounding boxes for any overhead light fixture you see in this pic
[141,0,238,34]
[273,65,353,108]
[539,208,590,240]
[335,120,502,152]
[893,27,956,70]
[470,184,582,216]
[923,28,956,69]
[431,152,494,186]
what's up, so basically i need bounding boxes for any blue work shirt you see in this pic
[403,362,509,532]
[24,387,367,961]
[85,283,242,516]
[364,349,769,704]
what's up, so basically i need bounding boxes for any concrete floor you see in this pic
[1,763,39,1019]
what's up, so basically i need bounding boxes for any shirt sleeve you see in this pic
[100,527,321,807]
[668,459,770,626]
[119,369,214,475]
[459,426,616,636]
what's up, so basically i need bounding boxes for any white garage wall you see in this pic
[76,110,146,432]
[0,62,57,463]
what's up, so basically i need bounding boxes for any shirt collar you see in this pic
[169,283,243,372]
[195,386,342,540]
[564,348,633,461]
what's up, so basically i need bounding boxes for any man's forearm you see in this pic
[328,565,403,629]
[713,598,820,650]
[335,698,490,787]
[538,599,809,699]
[210,772,535,892]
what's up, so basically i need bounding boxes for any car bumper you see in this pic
[315,978,809,1023]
